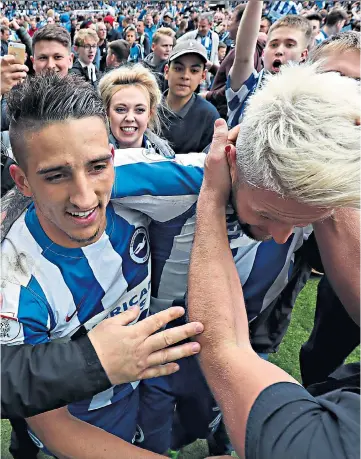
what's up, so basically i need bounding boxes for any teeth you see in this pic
[121,127,137,132]
[69,209,94,218]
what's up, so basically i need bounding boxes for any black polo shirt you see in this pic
[161,93,220,154]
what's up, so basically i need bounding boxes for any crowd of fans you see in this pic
[0,1,360,459]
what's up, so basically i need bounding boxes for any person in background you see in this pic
[137,20,150,56]
[143,27,175,92]
[95,22,107,72]
[201,4,264,119]
[105,39,130,70]
[217,41,227,63]
[104,14,121,42]
[175,18,188,39]
[162,11,176,31]
[1,25,10,55]
[144,14,157,44]
[227,0,311,127]
[217,21,230,45]
[259,15,272,34]
[70,28,101,88]
[125,25,143,63]
[179,13,219,67]
[162,40,220,154]
[318,8,348,41]
[306,12,323,47]
[28,19,38,37]
[186,8,199,32]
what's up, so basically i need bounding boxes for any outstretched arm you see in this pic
[229,0,264,92]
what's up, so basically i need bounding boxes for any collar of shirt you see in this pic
[165,91,196,119]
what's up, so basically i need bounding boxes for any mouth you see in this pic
[66,207,99,225]
[120,126,138,135]
[272,59,283,72]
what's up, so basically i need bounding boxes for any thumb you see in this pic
[209,119,228,159]
[108,305,140,326]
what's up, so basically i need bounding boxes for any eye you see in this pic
[55,56,63,60]
[45,174,64,182]
[92,163,108,173]
[136,108,146,113]
[115,107,127,113]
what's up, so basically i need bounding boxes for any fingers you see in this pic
[107,305,140,326]
[138,306,186,337]
[147,321,203,353]
[208,119,229,162]
[146,341,201,368]
[227,124,241,146]
[138,362,180,380]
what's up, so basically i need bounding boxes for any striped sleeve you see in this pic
[111,149,205,222]
[226,69,260,128]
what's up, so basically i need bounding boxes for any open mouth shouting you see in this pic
[272,59,283,73]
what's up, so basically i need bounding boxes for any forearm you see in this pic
[28,409,164,459]
[188,194,244,347]
[189,193,298,458]
[1,338,110,419]
[314,208,360,325]
[230,0,263,91]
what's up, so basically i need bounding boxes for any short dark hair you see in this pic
[108,39,130,63]
[305,13,323,25]
[325,8,348,26]
[260,16,272,27]
[1,25,10,34]
[32,25,71,52]
[218,41,227,49]
[7,73,107,170]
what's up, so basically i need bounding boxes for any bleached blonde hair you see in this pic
[236,62,360,209]
[308,30,360,62]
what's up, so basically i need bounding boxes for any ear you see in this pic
[227,147,237,183]
[164,63,169,79]
[30,55,34,64]
[69,52,74,69]
[300,48,308,62]
[151,42,156,51]
[201,68,206,81]
[9,164,32,198]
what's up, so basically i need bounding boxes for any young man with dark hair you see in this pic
[105,39,130,70]
[306,12,323,47]
[3,71,204,459]
[31,24,74,76]
[318,7,348,41]
[104,14,121,42]
[162,39,219,153]
[260,15,272,34]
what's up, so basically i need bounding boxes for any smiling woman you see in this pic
[99,64,171,153]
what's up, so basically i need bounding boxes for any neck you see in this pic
[99,38,105,45]
[152,54,164,65]
[166,90,193,113]
[323,25,336,36]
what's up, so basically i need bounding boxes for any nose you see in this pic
[69,174,97,210]
[275,46,284,56]
[268,222,294,244]
[125,110,135,122]
[46,57,57,69]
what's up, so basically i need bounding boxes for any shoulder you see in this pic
[193,94,221,118]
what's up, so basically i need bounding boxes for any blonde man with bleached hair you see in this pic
[308,30,360,79]
[234,62,360,212]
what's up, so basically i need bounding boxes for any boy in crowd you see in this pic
[70,28,101,88]
[144,14,157,45]
[105,39,130,70]
[143,27,175,92]
[217,41,227,63]
[227,0,311,127]
[125,25,143,63]
[104,14,121,42]
[162,40,219,153]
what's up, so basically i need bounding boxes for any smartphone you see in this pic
[8,42,26,64]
